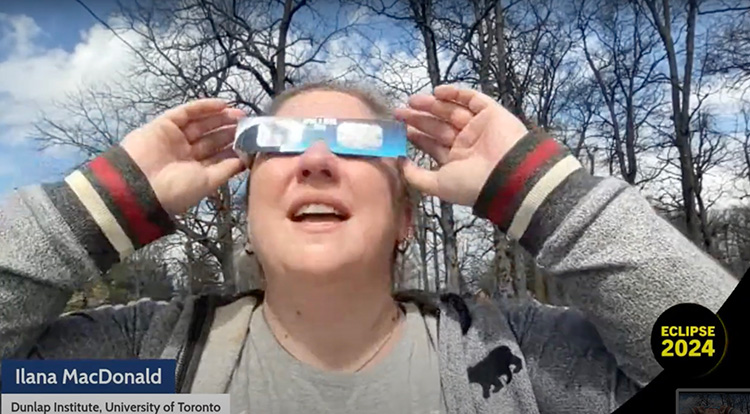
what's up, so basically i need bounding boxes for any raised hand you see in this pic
[120,99,246,215]
[393,85,528,207]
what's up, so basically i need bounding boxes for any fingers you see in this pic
[406,94,474,130]
[434,85,498,114]
[204,148,246,188]
[393,107,457,147]
[191,125,236,160]
[454,109,494,148]
[183,108,245,143]
[395,86,495,157]
[399,157,439,198]
[161,99,228,128]
[406,126,450,165]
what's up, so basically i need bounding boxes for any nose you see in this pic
[295,140,340,183]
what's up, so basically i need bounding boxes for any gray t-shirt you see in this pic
[228,303,446,414]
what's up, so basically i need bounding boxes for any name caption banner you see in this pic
[3,394,229,414]
[1,359,176,393]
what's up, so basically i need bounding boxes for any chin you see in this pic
[288,245,359,276]
[296,262,347,277]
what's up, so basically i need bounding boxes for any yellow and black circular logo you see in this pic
[650,303,728,377]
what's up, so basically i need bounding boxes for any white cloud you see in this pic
[0,13,42,57]
[345,4,372,26]
[615,148,750,211]
[694,77,750,119]
[0,14,139,146]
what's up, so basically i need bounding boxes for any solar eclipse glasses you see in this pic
[233,117,407,162]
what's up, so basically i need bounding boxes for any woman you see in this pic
[0,82,737,414]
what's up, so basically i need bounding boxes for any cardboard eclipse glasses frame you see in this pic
[233,117,407,165]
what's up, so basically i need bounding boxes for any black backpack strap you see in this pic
[439,292,472,335]
[393,289,441,316]
[176,294,214,392]
[394,289,473,335]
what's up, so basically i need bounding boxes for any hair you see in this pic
[242,81,420,284]
[265,81,392,118]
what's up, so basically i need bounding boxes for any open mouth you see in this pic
[289,203,351,223]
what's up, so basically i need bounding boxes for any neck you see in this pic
[263,265,402,372]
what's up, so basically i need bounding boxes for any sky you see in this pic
[0,0,390,194]
[0,0,747,207]
[0,0,125,193]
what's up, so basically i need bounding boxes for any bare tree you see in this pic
[737,107,750,196]
[576,0,665,185]
[691,111,731,254]
[42,0,750,308]
[106,239,176,302]
[113,0,358,291]
[351,0,501,293]
[40,0,358,296]
[35,85,147,161]
[642,0,704,244]
[704,3,750,83]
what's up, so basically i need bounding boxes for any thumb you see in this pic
[399,157,439,197]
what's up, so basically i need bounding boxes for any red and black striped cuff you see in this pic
[473,130,601,256]
[42,146,175,272]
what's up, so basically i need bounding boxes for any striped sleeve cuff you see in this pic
[473,129,602,256]
[41,146,175,272]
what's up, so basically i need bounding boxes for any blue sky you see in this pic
[0,0,391,195]
[0,1,115,55]
[0,0,122,193]
[0,0,746,205]
[0,0,401,195]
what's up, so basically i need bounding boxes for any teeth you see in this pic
[294,203,343,218]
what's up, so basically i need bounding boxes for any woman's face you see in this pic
[247,91,411,282]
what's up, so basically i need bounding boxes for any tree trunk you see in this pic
[439,203,460,292]
[474,0,494,93]
[473,1,518,298]
[581,33,629,182]
[645,0,701,244]
[512,240,527,298]
[213,184,237,292]
[624,82,638,183]
[274,0,297,94]
[492,229,512,295]
[495,1,534,298]
[429,196,441,291]
[410,0,462,292]
[495,2,512,108]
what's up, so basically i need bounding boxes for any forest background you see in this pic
[2,0,747,310]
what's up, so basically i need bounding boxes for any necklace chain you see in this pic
[354,304,402,372]
[263,303,403,373]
